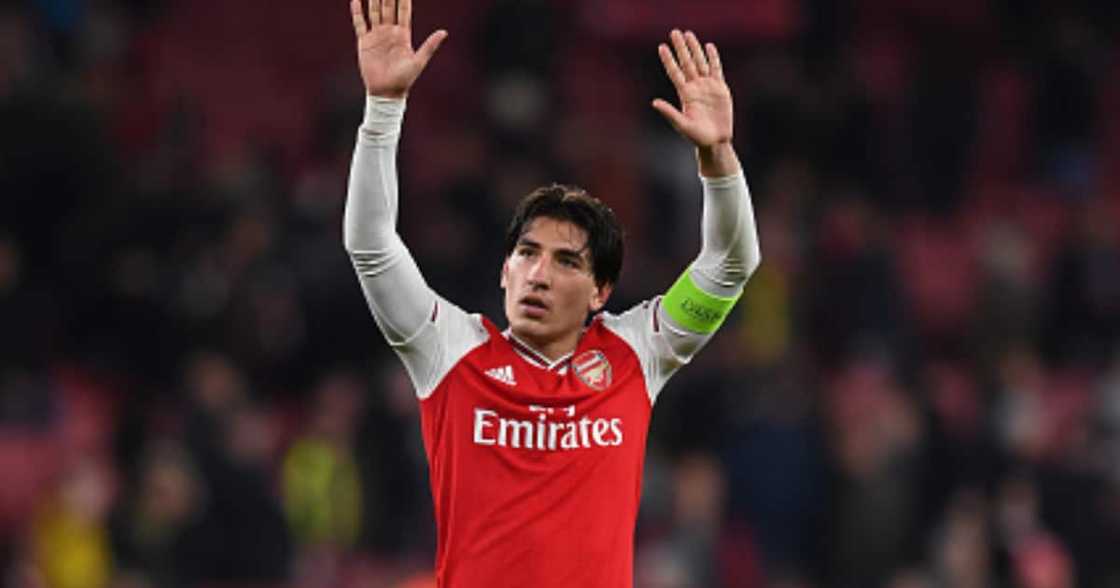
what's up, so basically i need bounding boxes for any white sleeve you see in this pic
[343,96,487,399]
[659,171,760,359]
[691,172,761,295]
[603,172,760,405]
[601,299,688,406]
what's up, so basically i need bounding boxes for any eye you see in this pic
[517,246,536,258]
[559,257,580,269]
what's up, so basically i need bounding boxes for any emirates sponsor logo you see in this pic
[473,405,623,451]
[573,350,611,391]
[484,365,517,386]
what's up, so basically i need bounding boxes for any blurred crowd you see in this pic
[2,0,1120,586]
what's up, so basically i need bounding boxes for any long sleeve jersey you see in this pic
[344,96,759,587]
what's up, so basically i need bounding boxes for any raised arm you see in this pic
[652,31,761,357]
[601,31,761,404]
[344,0,482,397]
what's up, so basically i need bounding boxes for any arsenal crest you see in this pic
[573,350,612,391]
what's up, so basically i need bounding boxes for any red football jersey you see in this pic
[403,297,692,587]
[346,89,755,587]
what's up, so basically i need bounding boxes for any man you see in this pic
[343,0,760,585]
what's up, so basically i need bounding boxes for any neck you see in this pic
[508,329,580,364]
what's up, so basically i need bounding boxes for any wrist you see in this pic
[697,141,740,178]
[366,88,408,100]
[360,95,407,141]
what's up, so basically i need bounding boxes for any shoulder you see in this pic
[433,298,492,363]
[596,297,696,405]
[598,298,662,350]
[407,298,492,399]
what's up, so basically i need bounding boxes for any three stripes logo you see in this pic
[485,365,517,386]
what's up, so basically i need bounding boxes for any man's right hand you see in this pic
[350,0,447,99]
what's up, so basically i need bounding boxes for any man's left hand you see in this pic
[652,30,734,149]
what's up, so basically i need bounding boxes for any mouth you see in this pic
[518,294,550,318]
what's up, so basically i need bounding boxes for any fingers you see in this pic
[350,0,369,36]
[658,44,686,89]
[705,42,724,81]
[399,0,411,28]
[667,30,721,81]
[368,0,380,25]
[381,0,395,25]
[651,98,689,133]
[670,30,697,80]
[415,29,449,68]
[685,31,710,77]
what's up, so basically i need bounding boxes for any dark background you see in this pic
[2,0,1120,586]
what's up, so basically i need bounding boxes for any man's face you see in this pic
[501,217,612,354]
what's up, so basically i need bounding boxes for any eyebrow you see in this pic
[516,236,589,266]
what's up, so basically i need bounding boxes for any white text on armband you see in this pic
[473,407,623,451]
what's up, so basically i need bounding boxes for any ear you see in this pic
[500,257,509,290]
[588,282,613,313]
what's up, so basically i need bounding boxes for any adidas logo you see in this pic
[485,365,517,386]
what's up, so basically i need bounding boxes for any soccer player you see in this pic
[343,0,761,585]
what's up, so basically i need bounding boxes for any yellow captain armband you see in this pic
[662,267,743,334]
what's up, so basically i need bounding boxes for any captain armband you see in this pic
[662,267,743,334]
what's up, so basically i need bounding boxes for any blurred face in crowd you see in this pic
[501,216,611,359]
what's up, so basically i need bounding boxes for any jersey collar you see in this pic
[503,329,574,373]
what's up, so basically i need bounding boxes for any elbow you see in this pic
[694,244,760,290]
[342,202,359,253]
[344,227,400,256]
[729,244,761,286]
[342,226,361,254]
[744,244,761,280]
[342,228,359,254]
[730,254,760,288]
[736,218,762,282]
[342,215,380,254]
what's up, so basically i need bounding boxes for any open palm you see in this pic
[350,0,447,98]
[653,30,734,148]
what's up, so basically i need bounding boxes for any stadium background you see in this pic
[2,0,1120,586]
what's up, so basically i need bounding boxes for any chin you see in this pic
[510,317,547,338]
[512,314,566,345]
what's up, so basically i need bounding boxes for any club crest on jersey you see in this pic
[573,350,612,391]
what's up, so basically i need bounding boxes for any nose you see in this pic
[526,254,551,289]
